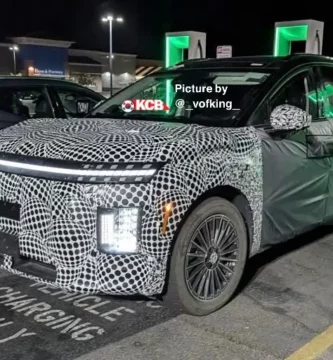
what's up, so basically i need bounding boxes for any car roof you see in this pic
[0,76,105,99]
[166,54,333,71]
[0,76,94,88]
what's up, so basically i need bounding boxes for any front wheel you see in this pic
[164,197,248,316]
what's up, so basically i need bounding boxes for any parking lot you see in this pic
[1,227,333,360]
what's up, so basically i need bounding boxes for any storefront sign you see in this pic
[34,69,64,76]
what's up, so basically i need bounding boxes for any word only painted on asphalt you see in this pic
[0,317,36,344]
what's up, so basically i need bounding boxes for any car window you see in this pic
[249,70,318,126]
[0,87,53,119]
[270,71,317,119]
[318,67,333,118]
[54,87,101,117]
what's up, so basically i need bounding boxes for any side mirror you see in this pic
[270,104,312,130]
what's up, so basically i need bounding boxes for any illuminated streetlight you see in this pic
[102,14,123,96]
[9,45,19,75]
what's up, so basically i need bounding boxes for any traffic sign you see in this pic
[217,45,232,58]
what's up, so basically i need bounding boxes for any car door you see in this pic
[49,85,103,118]
[252,67,331,249]
[310,65,333,225]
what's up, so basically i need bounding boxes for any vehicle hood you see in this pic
[0,118,257,163]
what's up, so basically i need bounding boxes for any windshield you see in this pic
[90,69,270,126]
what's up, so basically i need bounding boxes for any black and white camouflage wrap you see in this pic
[0,118,263,296]
[270,104,312,130]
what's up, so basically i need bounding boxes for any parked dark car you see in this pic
[1,54,333,316]
[0,77,105,129]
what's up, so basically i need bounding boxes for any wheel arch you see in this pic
[183,186,253,251]
[161,185,253,297]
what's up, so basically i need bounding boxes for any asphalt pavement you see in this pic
[1,227,333,360]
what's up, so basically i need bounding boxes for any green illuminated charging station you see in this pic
[274,20,330,114]
[274,19,324,56]
[164,31,206,108]
[165,31,206,67]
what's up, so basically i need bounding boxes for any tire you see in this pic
[164,197,248,316]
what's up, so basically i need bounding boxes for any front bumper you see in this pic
[0,234,165,295]
[0,173,171,296]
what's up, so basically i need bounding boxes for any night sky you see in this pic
[0,1,331,60]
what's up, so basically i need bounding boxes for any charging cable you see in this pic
[315,30,321,54]
[197,40,203,58]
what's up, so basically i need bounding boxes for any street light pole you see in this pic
[13,50,16,75]
[9,45,19,75]
[108,19,113,96]
[102,15,123,97]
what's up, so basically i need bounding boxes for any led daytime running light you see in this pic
[0,159,156,177]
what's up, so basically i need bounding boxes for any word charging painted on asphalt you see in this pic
[0,284,137,342]
[122,99,169,112]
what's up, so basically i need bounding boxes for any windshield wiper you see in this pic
[86,112,126,119]
[127,114,171,120]
[86,112,171,121]
[172,115,191,123]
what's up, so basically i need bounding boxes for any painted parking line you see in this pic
[285,324,333,360]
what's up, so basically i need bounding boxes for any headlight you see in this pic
[97,207,141,254]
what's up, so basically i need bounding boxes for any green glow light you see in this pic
[274,25,308,56]
[308,92,318,102]
[309,84,333,117]
[165,35,190,67]
[166,79,172,112]
[309,84,333,102]
[165,35,190,108]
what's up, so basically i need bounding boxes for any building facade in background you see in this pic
[68,48,137,96]
[135,58,163,80]
[0,37,163,96]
